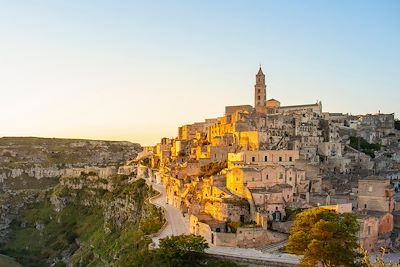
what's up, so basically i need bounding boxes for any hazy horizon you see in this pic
[1,1,399,146]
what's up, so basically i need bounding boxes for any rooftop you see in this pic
[360,175,387,181]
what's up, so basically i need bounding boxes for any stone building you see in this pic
[228,150,299,168]
[358,176,395,213]
[358,212,394,252]
[148,67,399,250]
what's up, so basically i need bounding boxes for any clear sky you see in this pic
[0,1,399,145]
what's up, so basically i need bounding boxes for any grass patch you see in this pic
[0,254,22,267]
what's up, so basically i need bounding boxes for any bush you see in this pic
[200,161,228,177]
[349,136,380,158]
[157,235,209,266]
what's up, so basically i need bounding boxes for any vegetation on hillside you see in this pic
[200,161,228,178]
[0,178,164,267]
[1,175,242,267]
[349,136,381,158]
[0,254,22,267]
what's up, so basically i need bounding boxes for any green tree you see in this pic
[157,234,209,266]
[286,208,360,267]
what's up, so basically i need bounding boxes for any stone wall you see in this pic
[358,216,379,252]
[213,232,237,247]
[271,221,294,234]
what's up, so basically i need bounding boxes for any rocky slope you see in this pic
[0,137,148,266]
[0,174,164,267]
[0,137,141,182]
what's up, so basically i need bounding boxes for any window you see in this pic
[252,156,255,162]
[266,174,269,180]
[364,204,367,209]
[368,186,373,193]
[279,173,283,179]
[258,96,261,100]
[289,156,292,162]
[264,156,268,161]
[289,177,292,181]
[279,156,282,162]
[368,226,371,235]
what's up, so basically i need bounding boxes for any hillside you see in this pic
[0,137,141,169]
[0,175,164,267]
[0,137,149,266]
[0,254,21,267]
[0,137,241,267]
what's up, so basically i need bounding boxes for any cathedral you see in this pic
[252,66,322,115]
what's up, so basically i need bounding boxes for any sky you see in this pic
[0,0,399,146]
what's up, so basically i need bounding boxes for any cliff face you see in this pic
[0,175,164,267]
[0,137,165,267]
[0,190,44,241]
[0,166,63,180]
[0,137,141,184]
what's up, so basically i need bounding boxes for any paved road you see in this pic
[149,182,189,246]
[207,246,299,265]
[148,180,400,266]
[147,180,300,265]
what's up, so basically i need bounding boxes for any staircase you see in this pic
[260,240,288,253]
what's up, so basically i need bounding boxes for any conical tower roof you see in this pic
[257,66,264,76]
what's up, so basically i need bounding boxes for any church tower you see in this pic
[254,66,266,113]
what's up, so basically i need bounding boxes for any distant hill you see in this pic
[0,136,142,169]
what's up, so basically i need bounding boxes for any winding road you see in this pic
[147,179,299,265]
[147,179,400,266]
[148,182,189,246]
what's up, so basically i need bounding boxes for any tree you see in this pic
[157,234,209,266]
[286,208,360,267]
[200,161,228,178]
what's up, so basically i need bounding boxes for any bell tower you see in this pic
[254,66,266,113]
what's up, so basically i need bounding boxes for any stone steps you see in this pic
[260,240,288,253]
